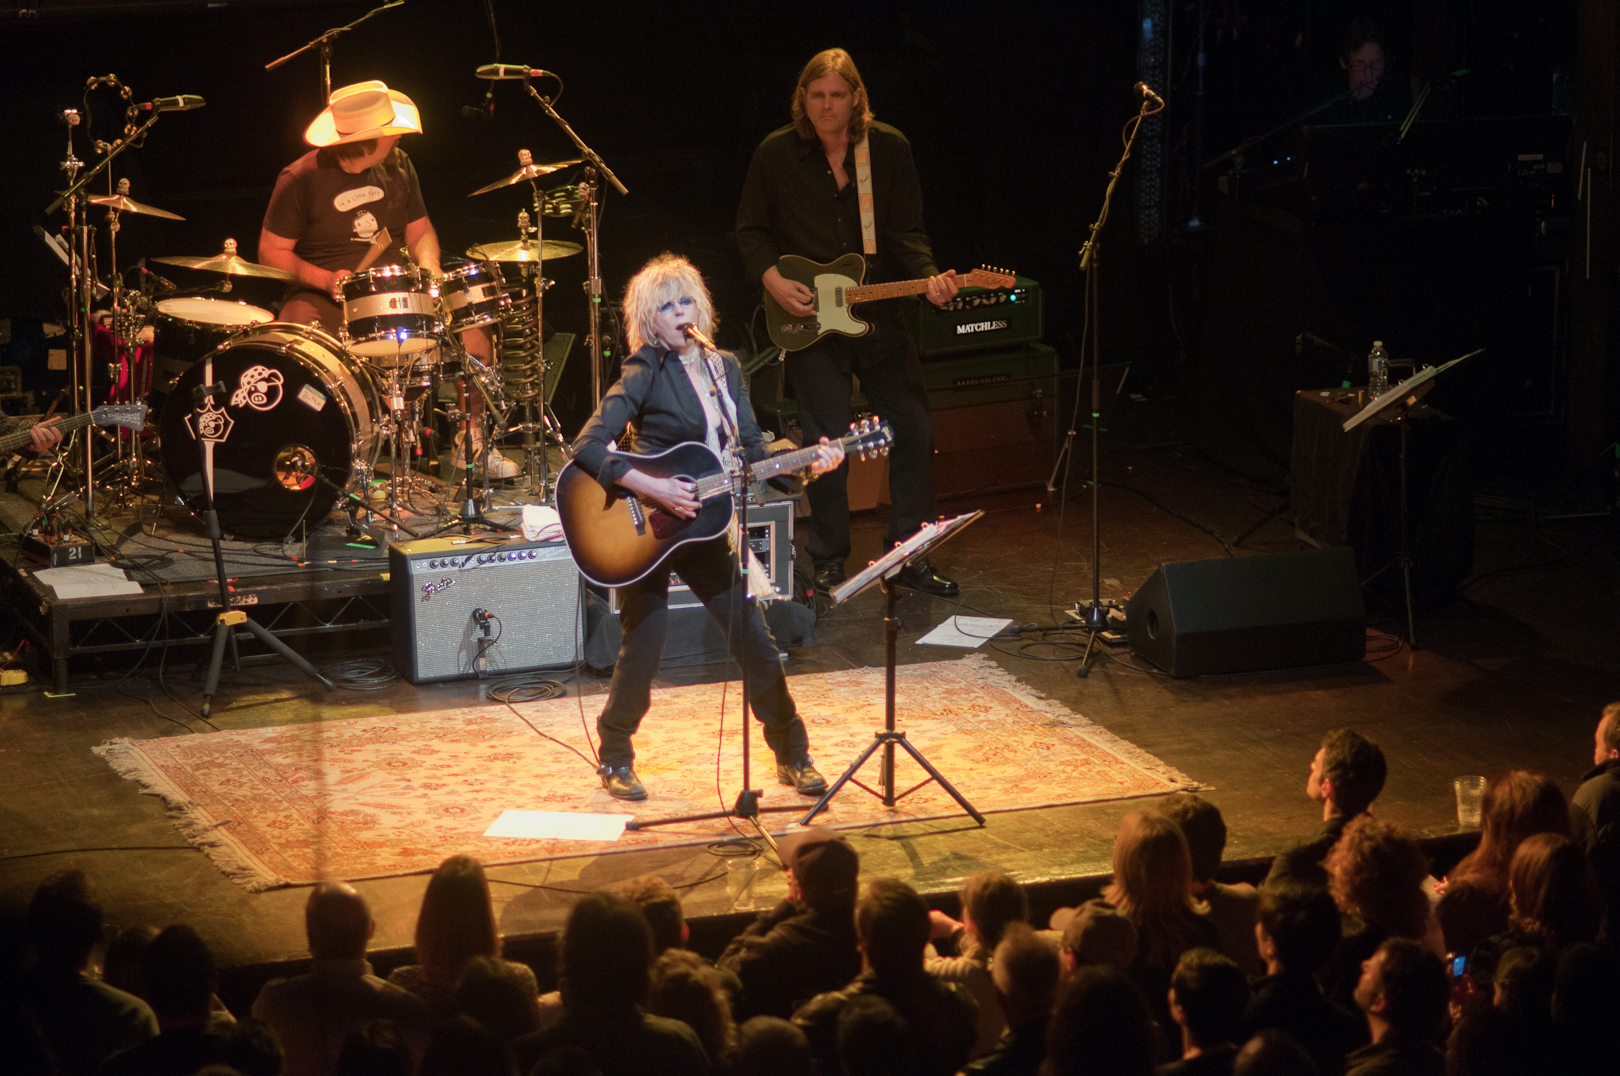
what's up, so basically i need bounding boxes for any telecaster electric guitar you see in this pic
[557,417,893,588]
[0,403,147,455]
[764,254,1016,352]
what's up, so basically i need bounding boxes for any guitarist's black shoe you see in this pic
[896,557,959,598]
[812,561,847,594]
[599,765,647,801]
[777,757,828,796]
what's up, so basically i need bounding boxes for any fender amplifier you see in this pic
[389,537,584,683]
[900,275,1043,356]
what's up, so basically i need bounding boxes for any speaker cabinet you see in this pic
[389,537,584,684]
[1126,547,1364,677]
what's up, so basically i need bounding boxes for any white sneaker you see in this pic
[451,433,521,479]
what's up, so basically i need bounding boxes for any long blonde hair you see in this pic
[1101,811,1203,967]
[622,253,717,355]
[790,48,875,142]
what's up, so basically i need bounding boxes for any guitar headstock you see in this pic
[95,403,149,433]
[963,265,1018,290]
[846,416,894,461]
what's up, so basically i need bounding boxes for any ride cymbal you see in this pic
[152,239,294,280]
[468,157,583,197]
[467,239,583,263]
[89,193,184,220]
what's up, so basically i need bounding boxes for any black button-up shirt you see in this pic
[736,121,941,293]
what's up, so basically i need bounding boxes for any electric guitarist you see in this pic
[0,414,63,455]
[736,47,960,599]
[569,254,843,803]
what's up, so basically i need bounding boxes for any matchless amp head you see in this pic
[900,275,1043,357]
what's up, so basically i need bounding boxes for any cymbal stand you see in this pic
[427,338,514,537]
[577,171,609,404]
[506,190,552,496]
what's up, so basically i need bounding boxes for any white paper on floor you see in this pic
[484,810,635,842]
[916,616,1013,649]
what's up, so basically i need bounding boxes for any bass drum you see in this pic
[159,324,379,540]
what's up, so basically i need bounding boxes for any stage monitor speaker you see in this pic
[390,537,584,684]
[1125,547,1364,677]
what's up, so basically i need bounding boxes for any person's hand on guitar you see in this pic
[808,436,844,477]
[924,269,960,307]
[763,265,817,318]
[28,417,63,452]
[619,468,701,519]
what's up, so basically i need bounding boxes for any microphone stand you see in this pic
[264,0,406,102]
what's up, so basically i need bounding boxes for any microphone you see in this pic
[461,89,495,119]
[681,324,719,353]
[134,95,205,113]
[475,63,553,80]
[1133,81,1164,104]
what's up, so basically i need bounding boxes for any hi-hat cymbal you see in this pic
[89,193,184,221]
[468,239,583,263]
[468,158,583,197]
[151,252,294,280]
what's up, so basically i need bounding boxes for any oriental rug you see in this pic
[94,655,1201,891]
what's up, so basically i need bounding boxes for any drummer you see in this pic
[258,80,518,479]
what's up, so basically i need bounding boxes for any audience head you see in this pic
[1103,810,1201,966]
[992,923,1061,1026]
[560,890,653,1012]
[417,1014,515,1076]
[836,993,912,1076]
[1593,701,1620,767]
[1450,771,1570,887]
[780,828,860,911]
[610,874,686,954]
[1042,965,1156,1076]
[1352,937,1447,1037]
[1324,815,1431,939]
[1256,882,1342,975]
[854,878,931,978]
[306,880,373,961]
[530,1047,603,1076]
[103,924,158,999]
[454,955,543,1041]
[960,870,1028,951]
[1552,942,1617,1032]
[1309,728,1386,816]
[335,1021,412,1076]
[415,855,501,976]
[647,948,734,1067]
[1507,832,1602,948]
[1169,948,1250,1048]
[1233,1029,1320,1076]
[1491,946,1555,1019]
[733,1016,815,1076]
[1058,900,1138,974]
[141,923,217,1024]
[217,1018,285,1076]
[1156,793,1228,886]
[27,869,102,969]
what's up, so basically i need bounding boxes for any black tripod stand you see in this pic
[428,341,515,538]
[187,376,332,718]
[800,511,986,828]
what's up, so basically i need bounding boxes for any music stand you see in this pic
[800,511,987,828]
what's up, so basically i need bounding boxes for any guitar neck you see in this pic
[0,411,92,455]
[691,432,862,498]
[843,276,937,304]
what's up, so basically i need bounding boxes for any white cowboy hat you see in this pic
[304,81,422,147]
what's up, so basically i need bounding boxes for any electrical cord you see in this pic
[321,658,400,691]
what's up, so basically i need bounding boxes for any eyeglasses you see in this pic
[1348,60,1386,73]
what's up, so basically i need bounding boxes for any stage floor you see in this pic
[1,394,1615,1010]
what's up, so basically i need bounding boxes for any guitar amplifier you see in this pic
[900,275,1043,356]
[389,536,584,684]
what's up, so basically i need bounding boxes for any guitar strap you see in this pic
[854,133,877,256]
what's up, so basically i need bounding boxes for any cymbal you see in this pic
[151,252,295,280]
[468,239,583,264]
[468,158,583,197]
[89,193,184,221]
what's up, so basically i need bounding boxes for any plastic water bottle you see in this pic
[1368,340,1389,397]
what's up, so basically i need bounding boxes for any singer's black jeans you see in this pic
[597,535,808,771]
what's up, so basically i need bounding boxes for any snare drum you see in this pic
[150,297,275,398]
[440,261,511,332]
[341,264,442,360]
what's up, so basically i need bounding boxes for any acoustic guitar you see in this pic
[0,403,148,455]
[556,417,893,588]
[763,254,1016,352]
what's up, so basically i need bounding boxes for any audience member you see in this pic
[333,1021,411,1076]
[647,949,735,1072]
[1568,701,1620,931]
[1232,1030,1319,1076]
[719,828,861,1020]
[731,1015,815,1076]
[925,869,1028,1057]
[1435,772,1570,955]
[511,890,709,1076]
[835,993,912,1076]
[386,855,537,1017]
[454,955,544,1042]
[19,870,157,1076]
[1267,730,1387,889]
[1549,942,1617,1076]
[793,878,977,1076]
[1101,811,1220,1031]
[1505,832,1601,952]
[963,923,1060,1076]
[253,881,429,1076]
[612,874,688,955]
[1245,883,1365,1076]
[1160,948,1249,1076]
[416,1014,515,1076]
[1041,965,1158,1076]
[1344,938,1446,1076]
[1322,816,1441,1008]
[1158,795,1263,977]
[1056,900,1138,978]
[102,926,159,1002]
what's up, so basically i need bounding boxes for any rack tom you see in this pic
[440,261,511,332]
[341,264,442,361]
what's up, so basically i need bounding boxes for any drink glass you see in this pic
[1453,776,1486,829]
[726,856,758,911]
